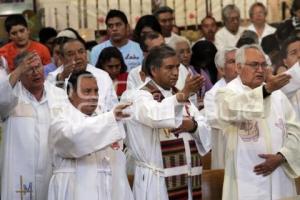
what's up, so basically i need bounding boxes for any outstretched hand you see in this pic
[265,68,291,93]
[177,73,205,102]
[253,153,285,176]
[113,102,132,120]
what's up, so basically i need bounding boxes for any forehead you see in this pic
[64,41,84,50]
[10,25,27,33]
[287,40,300,50]
[104,57,121,64]
[107,17,125,24]
[225,50,236,58]
[202,18,215,25]
[161,55,179,65]
[244,48,265,61]
[146,36,164,48]
[78,77,97,88]
[176,41,189,49]
[158,12,173,19]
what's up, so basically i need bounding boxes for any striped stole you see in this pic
[141,80,202,200]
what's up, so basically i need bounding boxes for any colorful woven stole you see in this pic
[141,80,202,200]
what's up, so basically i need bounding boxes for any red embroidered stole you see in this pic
[141,80,202,200]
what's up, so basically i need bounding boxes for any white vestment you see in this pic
[47,64,118,111]
[281,61,300,120]
[47,102,133,200]
[0,74,68,200]
[204,78,227,169]
[214,77,300,200]
[247,23,276,44]
[126,64,189,90]
[214,26,245,51]
[121,80,211,200]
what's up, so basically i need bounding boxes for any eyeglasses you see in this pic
[244,62,268,69]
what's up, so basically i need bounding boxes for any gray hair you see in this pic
[235,44,265,66]
[214,47,237,68]
[144,45,176,77]
[168,36,190,50]
[222,4,240,22]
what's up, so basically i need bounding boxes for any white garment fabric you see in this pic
[47,101,133,200]
[47,64,118,112]
[204,78,227,169]
[247,23,276,44]
[281,61,300,120]
[121,79,211,200]
[213,77,299,200]
[0,74,68,200]
[214,26,245,51]
[126,63,188,90]
[165,32,182,46]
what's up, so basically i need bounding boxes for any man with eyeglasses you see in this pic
[0,51,68,200]
[211,44,300,200]
[215,4,245,50]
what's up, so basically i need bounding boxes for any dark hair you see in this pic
[95,46,127,73]
[105,9,128,25]
[140,31,162,52]
[5,14,28,33]
[261,33,280,54]
[67,70,95,96]
[153,6,173,18]
[132,15,162,43]
[191,40,218,84]
[291,0,300,16]
[280,35,300,58]
[275,20,295,45]
[39,27,57,44]
[144,44,176,77]
[201,15,217,25]
[236,30,258,48]
[60,38,86,57]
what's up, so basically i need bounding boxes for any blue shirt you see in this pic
[90,40,143,72]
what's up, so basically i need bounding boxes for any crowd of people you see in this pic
[1,0,300,200]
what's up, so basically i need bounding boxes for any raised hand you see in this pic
[265,68,291,93]
[177,73,205,102]
[170,116,195,135]
[58,61,76,81]
[113,102,132,120]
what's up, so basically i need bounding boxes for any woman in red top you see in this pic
[95,46,128,98]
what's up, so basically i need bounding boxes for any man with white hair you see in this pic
[204,47,237,169]
[215,4,245,50]
[213,44,300,200]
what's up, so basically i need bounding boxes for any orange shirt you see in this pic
[0,40,51,72]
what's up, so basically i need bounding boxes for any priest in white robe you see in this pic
[0,51,68,200]
[47,38,118,112]
[48,71,133,200]
[278,36,300,119]
[204,47,237,169]
[213,44,300,200]
[121,45,211,200]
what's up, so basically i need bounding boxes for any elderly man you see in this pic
[204,47,237,169]
[121,45,211,200]
[48,71,133,200]
[213,44,300,200]
[47,38,118,112]
[215,4,245,50]
[0,52,67,200]
[247,2,276,43]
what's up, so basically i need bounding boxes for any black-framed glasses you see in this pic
[244,62,268,69]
